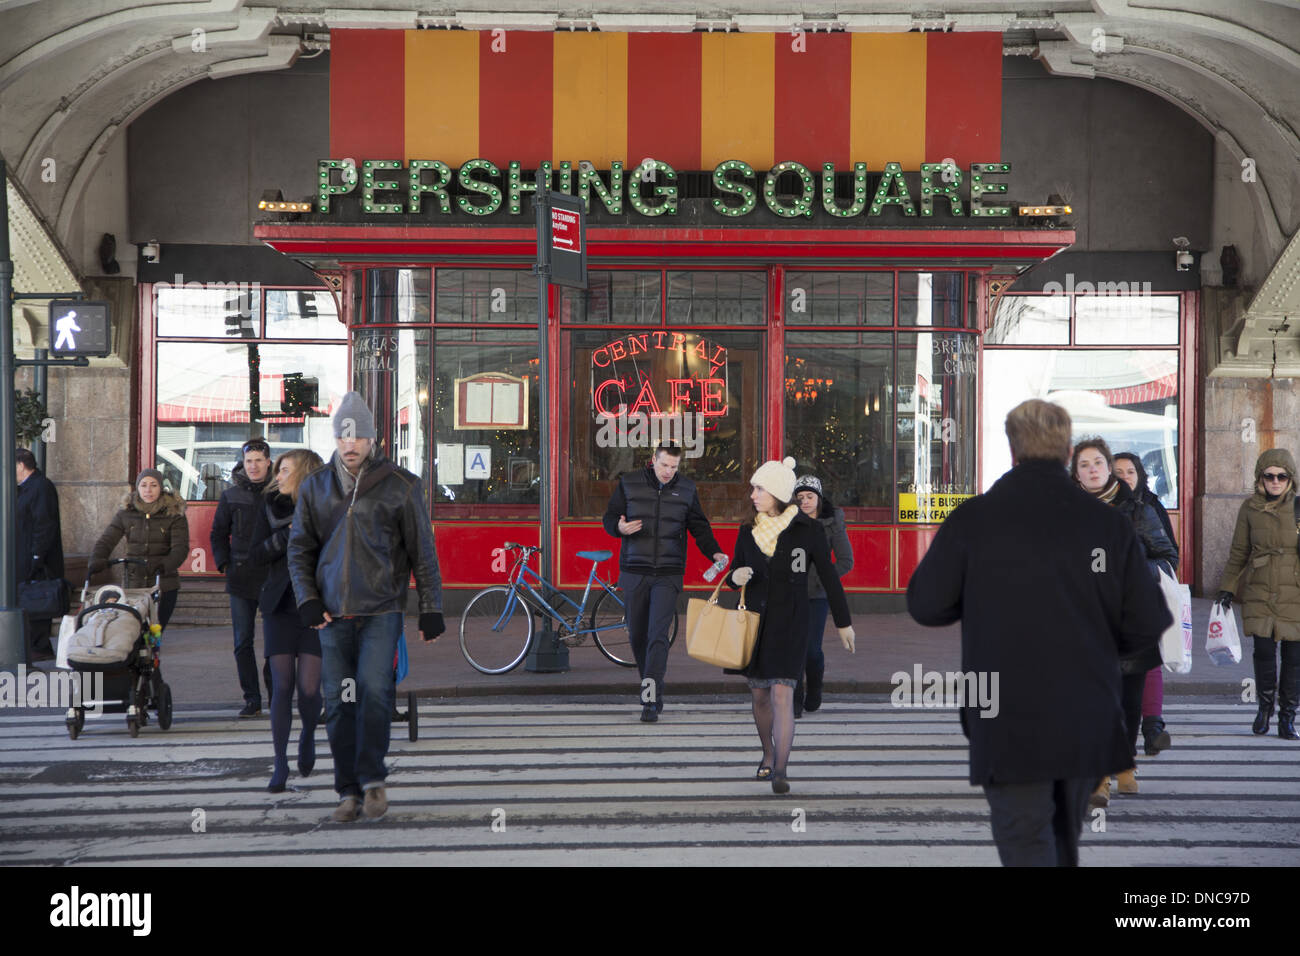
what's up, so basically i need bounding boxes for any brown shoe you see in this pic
[1117,768,1139,793]
[331,796,362,823]
[1088,776,1110,809]
[362,785,388,819]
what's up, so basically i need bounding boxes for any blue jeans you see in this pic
[230,595,261,708]
[319,613,402,797]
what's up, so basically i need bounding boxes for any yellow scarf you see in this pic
[752,505,800,557]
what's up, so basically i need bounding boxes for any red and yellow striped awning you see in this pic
[330,30,1001,170]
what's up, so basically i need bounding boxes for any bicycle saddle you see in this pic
[577,550,613,562]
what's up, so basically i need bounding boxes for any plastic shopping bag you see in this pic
[394,630,410,685]
[1157,568,1193,674]
[1206,601,1243,666]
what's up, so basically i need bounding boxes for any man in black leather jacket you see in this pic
[603,442,726,722]
[211,439,273,717]
[288,392,444,823]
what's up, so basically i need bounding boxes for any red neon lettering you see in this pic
[693,340,708,360]
[701,378,727,416]
[627,379,662,416]
[608,340,627,361]
[594,379,625,417]
[709,343,727,376]
[628,334,648,355]
[666,378,693,412]
[651,331,667,349]
[671,332,686,352]
[592,347,611,368]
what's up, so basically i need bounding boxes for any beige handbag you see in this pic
[685,578,760,669]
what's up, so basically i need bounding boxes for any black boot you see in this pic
[804,661,824,713]
[1277,645,1300,740]
[1253,639,1278,735]
[1141,716,1171,754]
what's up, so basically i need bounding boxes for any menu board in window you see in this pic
[453,372,528,430]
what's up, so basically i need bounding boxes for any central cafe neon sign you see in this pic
[591,331,729,419]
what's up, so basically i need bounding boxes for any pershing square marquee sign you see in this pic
[313,158,1013,220]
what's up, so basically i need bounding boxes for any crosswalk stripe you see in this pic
[2,699,1298,866]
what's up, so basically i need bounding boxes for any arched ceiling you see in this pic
[2,0,1298,322]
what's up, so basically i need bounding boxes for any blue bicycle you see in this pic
[459,542,678,674]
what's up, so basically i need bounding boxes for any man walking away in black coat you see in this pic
[906,400,1170,866]
[211,438,274,716]
[15,448,64,661]
[603,441,727,722]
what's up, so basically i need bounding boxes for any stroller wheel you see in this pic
[158,683,174,731]
[67,708,84,740]
[408,692,419,742]
[127,716,140,738]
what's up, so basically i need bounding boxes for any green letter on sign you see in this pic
[581,161,626,215]
[409,160,452,214]
[764,162,816,219]
[919,162,963,216]
[822,162,869,218]
[362,161,404,214]
[318,159,357,213]
[712,161,756,217]
[869,162,916,217]
[628,161,677,217]
[969,163,1012,217]
[458,160,503,216]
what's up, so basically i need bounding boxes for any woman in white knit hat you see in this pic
[727,457,855,794]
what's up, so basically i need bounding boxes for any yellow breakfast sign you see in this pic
[898,493,972,523]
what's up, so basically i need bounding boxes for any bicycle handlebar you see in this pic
[503,542,542,553]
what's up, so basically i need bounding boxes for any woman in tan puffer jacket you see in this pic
[1216,449,1300,739]
[89,468,190,630]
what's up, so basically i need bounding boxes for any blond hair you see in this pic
[1005,399,1072,464]
[268,449,324,501]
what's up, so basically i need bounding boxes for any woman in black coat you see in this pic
[1073,438,1177,807]
[248,449,325,793]
[1113,451,1178,757]
[726,457,854,794]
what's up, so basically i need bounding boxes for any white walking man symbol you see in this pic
[54,310,81,350]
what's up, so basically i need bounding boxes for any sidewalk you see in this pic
[50,597,1249,708]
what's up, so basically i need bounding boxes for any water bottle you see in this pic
[702,555,729,582]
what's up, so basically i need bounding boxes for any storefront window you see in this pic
[435,269,538,324]
[365,268,430,323]
[567,328,762,521]
[784,332,894,521]
[667,272,764,325]
[431,329,539,513]
[557,271,660,324]
[982,349,1179,508]
[896,330,978,522]
[156,341,347,500]
[784,271,892,326]
[266,290,345,339]
[353,328,431,483]
[1076,295,1180,344]
[985,294,1070,344]
[899,272,965,327]
[157,286,261,338]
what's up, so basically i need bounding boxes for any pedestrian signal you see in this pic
[48,300,112,357]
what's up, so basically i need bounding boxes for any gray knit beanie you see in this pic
[333,391,377,439]
[135,468,166,489]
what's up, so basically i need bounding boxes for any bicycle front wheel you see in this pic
[461,586,534,675]
[590,588,635,667]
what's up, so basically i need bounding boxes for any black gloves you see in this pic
[299,599,327,628]
[420,612,445,642]
[1215,591,1233,611]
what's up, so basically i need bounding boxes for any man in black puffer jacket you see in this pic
[603,442,727,722]
[211,439,273,717]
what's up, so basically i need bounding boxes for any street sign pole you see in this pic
[525,168,568,672]
[1,160,27,669]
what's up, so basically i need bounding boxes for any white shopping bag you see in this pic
[1157,568,1193,674]
[1206,601,1243,666]
[54,614,77,670]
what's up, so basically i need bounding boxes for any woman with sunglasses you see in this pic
[1217,450,1300,739]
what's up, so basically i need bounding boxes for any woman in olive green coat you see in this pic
[1216,449,1300,739]
[89,469,190,630]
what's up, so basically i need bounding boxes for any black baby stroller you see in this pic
[60,558,174,739]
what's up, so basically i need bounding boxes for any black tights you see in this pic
[750,685,796,774]
[268,653,322,777]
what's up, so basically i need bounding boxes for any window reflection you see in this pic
[784,272,892,326]
[157,286,261,338]
[436,269,537,324]
[155,342,347,499]
[986,294,1070,345]
[557,271,660,324]
[366,269,430,323]
[982,349,1179,507]
[353,328,431,484]
[266,290,345,339]
[899,272,964,327]
[784,332,894,522]
[896,331,978,520]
